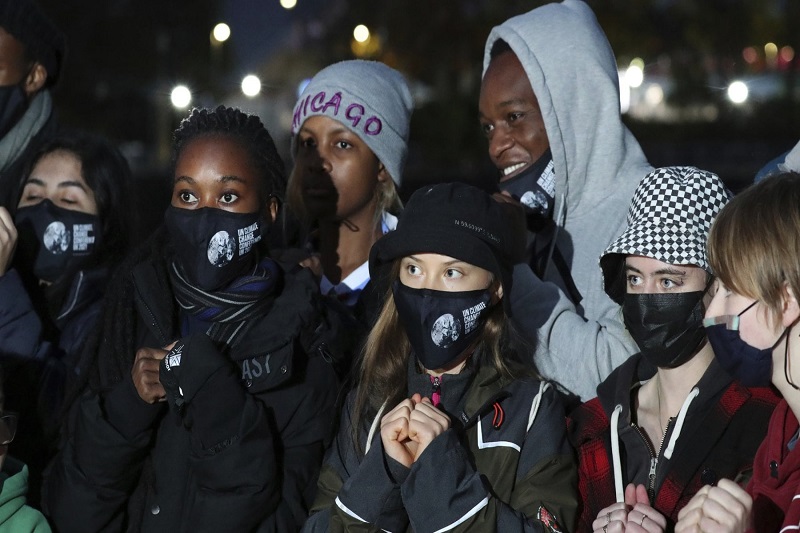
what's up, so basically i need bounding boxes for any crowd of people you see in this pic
[0,0,798,531]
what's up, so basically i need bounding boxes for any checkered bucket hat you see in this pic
[600,166,732,304]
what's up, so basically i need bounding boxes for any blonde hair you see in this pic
[708,171,800,325]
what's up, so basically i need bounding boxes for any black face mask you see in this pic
[392,280,492,371]
[0,83,28,137]
[498,148,555,232]
[15,200,102,283]
[164,205,263,292]
[623,291,707,369]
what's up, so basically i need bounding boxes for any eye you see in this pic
[299,136,316,149]
[220,192,239,205]
[405,264,421,276]
[661,278,683,290]
[508,111,524,123]
[178,191,197,204]
[626,274,642,287]
[480,122,494,136]
[444,268,463,279]
[335,140,352,150]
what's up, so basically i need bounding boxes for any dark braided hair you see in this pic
[172,105,288,202]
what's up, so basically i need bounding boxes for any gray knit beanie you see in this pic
[291,60,413,186]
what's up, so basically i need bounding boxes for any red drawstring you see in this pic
[492,402,504,429]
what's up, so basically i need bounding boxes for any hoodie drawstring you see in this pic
[365,401,387,455]
[527,382,551,431]
[610,404,624,502]
[664,387,700,460]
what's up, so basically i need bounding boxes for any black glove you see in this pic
[159,333,230,410]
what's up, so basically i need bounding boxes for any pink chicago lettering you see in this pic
[321,92,342,115]
[310,91,326,112]
[345,103,365,127]
[364,116,382,135]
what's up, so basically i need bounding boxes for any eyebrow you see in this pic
[406,255,466,266]
[299,124,352,137]
[625,264,687,277]
[174,175,247,185]
[24,177,89,193]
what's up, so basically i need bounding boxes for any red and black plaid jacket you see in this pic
[568,354,780,531]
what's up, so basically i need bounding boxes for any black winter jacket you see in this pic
[42,253,344,532]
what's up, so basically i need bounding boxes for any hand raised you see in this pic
[380,395,421,468]
[131,342,175,404]
[0,207,17,276]
[407,396,450,460]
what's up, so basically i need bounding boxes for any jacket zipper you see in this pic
[134,281,169,345]
[430,375,442,407]
[631,419,672,502]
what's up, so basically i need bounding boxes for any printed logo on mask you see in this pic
[42,221,96,255]
[429,300,487,348]
[431,314,461,348]
[205,222,260,267]
[207,231,236,267]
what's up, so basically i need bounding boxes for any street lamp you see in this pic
[242,75,261,97]
[280,0,297,9]
[171,85,192,109]
[212,23,231,44]
[727,81,748,105]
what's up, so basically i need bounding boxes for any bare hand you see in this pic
[593,501,629,533]
[131,342,175,404]
[0,207,17,276]
[299,254,322,278]
[491,191,522,207]
[380,394,421,468]
[675,479,751,533]
[407,396,450,459]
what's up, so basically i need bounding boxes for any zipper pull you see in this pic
[430,375,441,407]
[648,457,658,501]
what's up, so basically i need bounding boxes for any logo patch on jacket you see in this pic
[537,505,564,533]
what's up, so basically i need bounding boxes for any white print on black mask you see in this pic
[431,314,461,348]
[72,223,96,252]
[237,221,260,256]
[462,301,487,334]
[207,231,237,267]
[43,221,70,254]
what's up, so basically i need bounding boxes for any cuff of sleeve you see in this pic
[337,436,405,528]
[386,453,411,484]
[102,373,164,440]
[403,429,488,533]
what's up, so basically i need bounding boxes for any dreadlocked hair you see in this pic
[173,105,288,202]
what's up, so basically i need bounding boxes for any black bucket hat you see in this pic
[370,182,527,314]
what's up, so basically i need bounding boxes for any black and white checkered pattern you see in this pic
[600,166,732,302]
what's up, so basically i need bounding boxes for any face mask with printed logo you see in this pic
[392,280,492,370]
[15,199,102,283]
[164,205,262,291]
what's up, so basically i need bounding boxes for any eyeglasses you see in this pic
[0,413,18,446]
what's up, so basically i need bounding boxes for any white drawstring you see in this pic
[365,401,387,455]
[527,382,551,431]
[610,404,624,502]
[663,387,699,460]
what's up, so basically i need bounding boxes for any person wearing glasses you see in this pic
[0,365,51,531]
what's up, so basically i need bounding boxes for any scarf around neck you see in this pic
[169,256,282,345]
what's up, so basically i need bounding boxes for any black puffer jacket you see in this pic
[42,243,346,532]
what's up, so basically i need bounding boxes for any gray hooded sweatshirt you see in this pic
[483,0,653,401]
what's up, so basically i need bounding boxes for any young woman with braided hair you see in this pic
[42,106,344,532]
